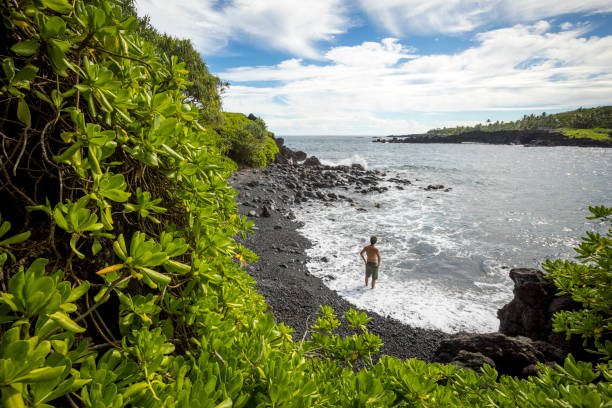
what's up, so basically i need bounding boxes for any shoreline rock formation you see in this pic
[373,129,612,147]
[434,268,587,377]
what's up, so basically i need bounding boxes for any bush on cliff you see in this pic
[0,1,610,407]
[214,112,279,168]
[118,0,226,126]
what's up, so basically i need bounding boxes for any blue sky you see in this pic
[136,0,612,135]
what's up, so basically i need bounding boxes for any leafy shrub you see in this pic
[215,112,278,167]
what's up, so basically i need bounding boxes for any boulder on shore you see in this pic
[304,156,322,166]
[434,268,586,377]
[497,268,583,356]
[434,332,564,377]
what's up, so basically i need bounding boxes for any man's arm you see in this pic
[360,247,367,264]
[376,248,381,267]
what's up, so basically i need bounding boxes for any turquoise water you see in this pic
[282,136,612,333]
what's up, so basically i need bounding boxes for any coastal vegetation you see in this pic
[427,106,612,140]
[214,112,279,168]
[0,1,609,407]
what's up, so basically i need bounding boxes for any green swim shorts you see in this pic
[365,262,378,280]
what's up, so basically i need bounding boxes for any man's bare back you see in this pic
[360,236,381,288]
[361,245,380,265]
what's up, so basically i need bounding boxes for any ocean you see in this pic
[281,136,612,333]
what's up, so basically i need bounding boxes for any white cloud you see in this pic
[357,0,612,35]
[135,0,349,58]
[220,23,612,135]
[326,38,417,67]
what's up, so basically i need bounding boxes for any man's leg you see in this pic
[365,276,369,286]
[371,267,378,289]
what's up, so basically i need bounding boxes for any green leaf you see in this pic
[14,65,39,82]
[46,40,69,77]
[139,267,171,286]
[123,382,148,400]
[66,281,90,303]
[13,366,65,383]
[17,98,31,126]
[91,238,102,256]
[47,312,85,333]
[41,17,67,40]
[52,207,68,231]
[69,236,85,259]
[93,8,106,30]
[0,221,10,238]
[0,231,30,246]
[1,386,25,408]
[215,398,233,408]
[41,0,73,14]
[98,173,130,202]
[7,269,25,305]
[10,40,40,57]
[2,58,15,81]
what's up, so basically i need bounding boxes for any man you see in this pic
[360,236,381,289]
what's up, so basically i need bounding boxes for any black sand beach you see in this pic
[229,164,447,362]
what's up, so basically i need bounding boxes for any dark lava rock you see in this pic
[451,350,496,372]
[351,163,365,171]
[261,206,272,217]
[435,268,590,377]
[498,268,556,340]
[434,332,564,377]
[498,268,584,358]
[294,150,307,161]
[304,156,322,166]
[425,184,444,190]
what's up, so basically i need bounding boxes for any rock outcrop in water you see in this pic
[434,268,587,377]
[373,130,612,147]
[271,136,308,164]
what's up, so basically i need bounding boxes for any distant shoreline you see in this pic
[373,129,612,147]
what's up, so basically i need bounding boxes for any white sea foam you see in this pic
[294,180,514,333]
[320,154,369,169]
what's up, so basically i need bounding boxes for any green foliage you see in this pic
[0,0,609,406]
[0,213,30,265]
[118,0,225,125]
[560,128,612,141]
[124,187,167,224]
[544,205,612,358]
[215,112,278,167]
